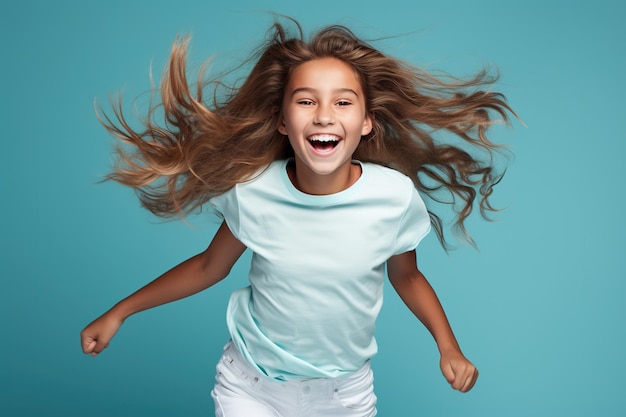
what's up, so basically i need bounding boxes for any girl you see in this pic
[81,18,514,416]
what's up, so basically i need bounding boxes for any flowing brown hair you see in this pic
[99,18,516,248]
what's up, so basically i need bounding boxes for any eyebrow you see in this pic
[290,87,359,97]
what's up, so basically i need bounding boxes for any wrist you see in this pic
[108,300,135,322]
[436,340,462,356]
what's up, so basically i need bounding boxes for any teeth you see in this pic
[308,135,339,142]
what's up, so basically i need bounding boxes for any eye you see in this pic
[296,99,314,106]
[336,100,352,106]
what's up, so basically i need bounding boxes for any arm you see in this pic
[387,250,478,392]
[80,221,246,356]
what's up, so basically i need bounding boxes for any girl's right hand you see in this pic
[80,312,124,356]
[79,223,245,357]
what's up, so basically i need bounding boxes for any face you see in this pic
[278,57,372,185]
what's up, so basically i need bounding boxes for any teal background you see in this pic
[2,1,624,416]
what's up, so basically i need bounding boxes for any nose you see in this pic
[313,103,335,126]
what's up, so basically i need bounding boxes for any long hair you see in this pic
[100,18,515,247]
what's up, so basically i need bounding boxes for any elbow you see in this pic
[389,268,424,286]
[197,252,232,286]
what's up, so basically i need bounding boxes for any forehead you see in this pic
[287,57,363,93]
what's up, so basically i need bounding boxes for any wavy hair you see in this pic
[100,18,515,247]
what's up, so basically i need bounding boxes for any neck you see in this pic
[287,160,361,195]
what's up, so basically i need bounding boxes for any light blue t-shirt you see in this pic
[210,159,430,381]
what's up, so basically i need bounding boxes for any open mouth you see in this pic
[308,135,340,152]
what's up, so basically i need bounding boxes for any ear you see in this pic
[361,113,373,136]
[278,117,288,135]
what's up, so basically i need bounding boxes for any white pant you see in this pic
[211,342,377,417]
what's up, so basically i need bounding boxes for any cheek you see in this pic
[278,108,298,134]
[285,135,303,153]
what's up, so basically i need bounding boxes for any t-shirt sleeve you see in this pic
[392,186,431,255]
[208,186,242,240]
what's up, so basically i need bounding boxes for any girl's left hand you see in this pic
[439,349,479,393]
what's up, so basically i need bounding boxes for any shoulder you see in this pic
[360,162,428,215]
[240,159,285,186]
[361,162,415,192]
[210,160,284,203]
[223,159,292,206]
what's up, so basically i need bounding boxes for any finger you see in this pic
[441,361,455,385]
[92,339,110,355]
[460,368,479,392]
[451,372,465,391]
[448,362,463,390]
[450,362,474,391]
[81,335,97,354]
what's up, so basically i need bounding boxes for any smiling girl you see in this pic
[81,19,514,417]
[279,57,372,195]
